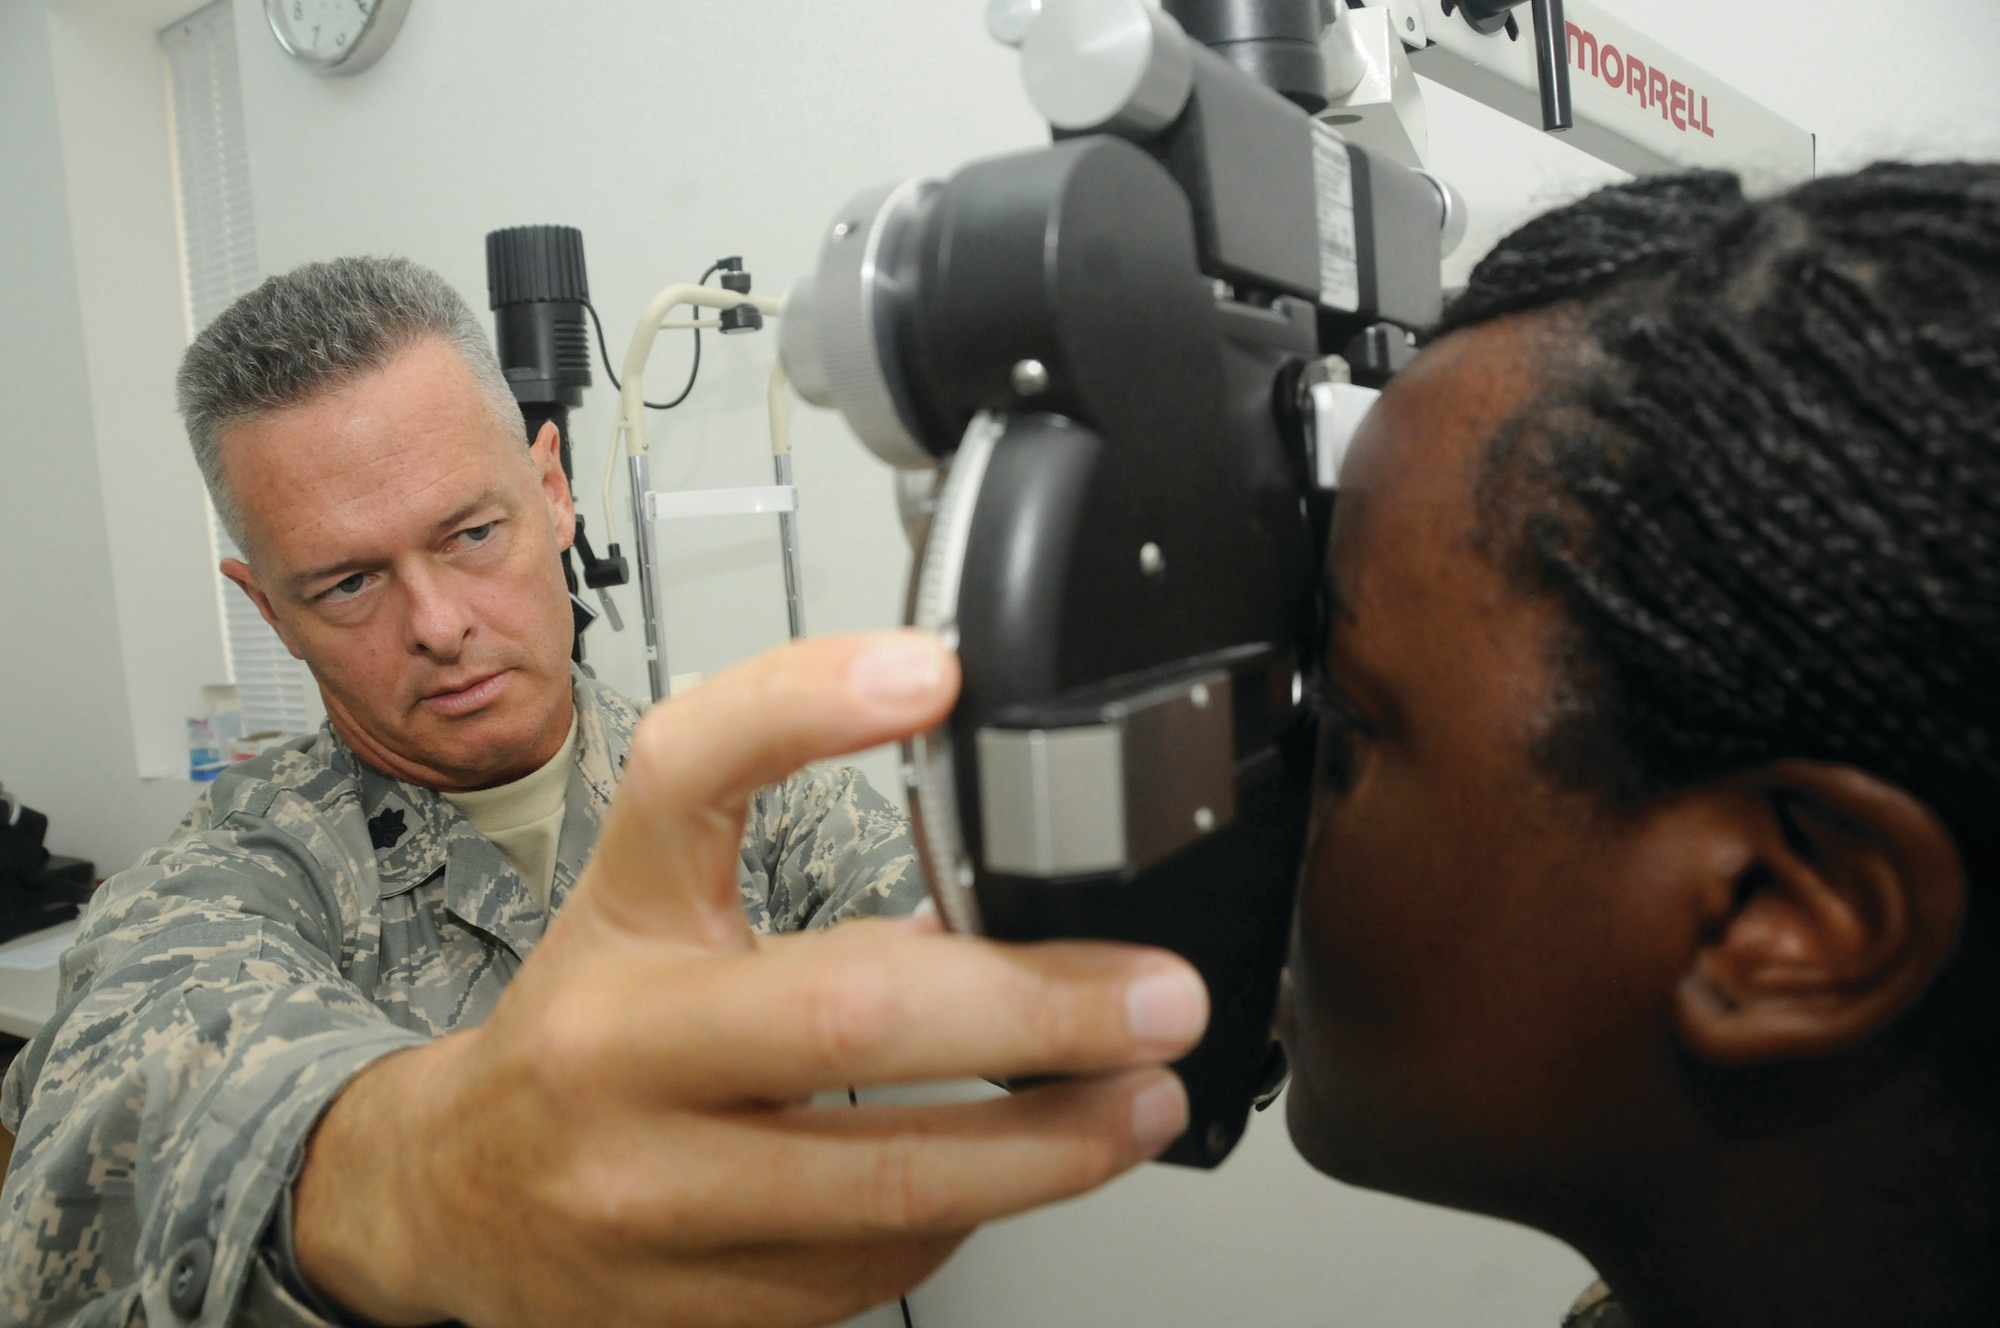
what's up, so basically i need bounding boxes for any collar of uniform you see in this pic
[335,750,547,961]
[325,673,637,948]
[569,668,635,809]
[343,762,454,900]
[323,677,610,950]
[547,669,642,914]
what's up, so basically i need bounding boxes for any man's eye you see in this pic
[322,572,367,600]
[460,522,495,544]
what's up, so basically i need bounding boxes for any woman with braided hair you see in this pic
[1278,161,1999,1328]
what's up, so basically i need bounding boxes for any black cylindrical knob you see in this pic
[1164,0,1328,112]
[485,225,593,413]
[487,223,590,306]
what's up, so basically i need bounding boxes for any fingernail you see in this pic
[1131,1074,1189,1154]
[1125,964,1209,1049]
[850,635,948,706]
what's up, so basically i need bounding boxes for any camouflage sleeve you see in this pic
[738,764,927,932]
[0,793,427,1327]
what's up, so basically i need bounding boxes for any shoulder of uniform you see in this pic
[184,728,356,828]
[579,672,643,734]
[745,763,879,847]
[772,762,860,800]
[103,729,374,947]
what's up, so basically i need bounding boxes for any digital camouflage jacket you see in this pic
[0,673,922,1326]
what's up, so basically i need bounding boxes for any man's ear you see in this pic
[1674,761,1966,1064]
[220,558,307,661]
[530,421,576,553]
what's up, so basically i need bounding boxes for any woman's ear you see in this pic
[1674,761,1966,1064]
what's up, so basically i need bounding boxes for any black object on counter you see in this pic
[0,790,95,945]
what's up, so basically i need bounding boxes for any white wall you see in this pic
[878,1078,1592,1328]
[1619,0,2000,173]
[228,0,1058,811]
[48,0,236,780]
[1423,0,2000,294]
[225,0,2000,752]
[0,0,205,874]
[5,0,1999,1324]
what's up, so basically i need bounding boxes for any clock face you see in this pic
[264,0,410,74]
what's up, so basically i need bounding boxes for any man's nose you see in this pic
[401,564,475,659]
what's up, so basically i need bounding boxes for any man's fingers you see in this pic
[574,630,958,948]
[564,1070,1188,1250]
[594,924,1208,1102]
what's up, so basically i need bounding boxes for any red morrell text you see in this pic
[1566,21,1715,138]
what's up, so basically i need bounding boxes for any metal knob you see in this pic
[1019,0,1194,136]
[778,179,941,470]
[1414,169,1470,258]
[987,0,1044,47]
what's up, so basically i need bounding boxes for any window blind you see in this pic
[161,1,317,737]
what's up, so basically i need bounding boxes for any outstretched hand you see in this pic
[295,631,1208,1328]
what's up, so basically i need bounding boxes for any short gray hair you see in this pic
[177,255,523,556]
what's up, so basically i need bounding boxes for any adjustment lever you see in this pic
[572,514,629,632]
[1445,0,1572,132]
[1530,0,1572,132]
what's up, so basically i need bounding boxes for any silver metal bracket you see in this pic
[977,670,1236,878]
[1320,4,1430,168]
[1302,357,1380,492]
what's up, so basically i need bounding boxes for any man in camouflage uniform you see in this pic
[0,257,955,1325]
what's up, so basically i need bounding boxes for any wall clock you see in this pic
[264,0,411,76]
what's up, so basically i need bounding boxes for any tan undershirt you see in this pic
[441,710,577,911]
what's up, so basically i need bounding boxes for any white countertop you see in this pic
[0,921,76,1039]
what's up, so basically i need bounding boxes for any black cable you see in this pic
[583,261,721,411]
[846,1086,918,1328]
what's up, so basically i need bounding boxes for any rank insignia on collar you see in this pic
[368,807,408,850]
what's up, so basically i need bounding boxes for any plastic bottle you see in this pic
[187,717,224,782]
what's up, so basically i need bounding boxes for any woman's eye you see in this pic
[1312,686,1372,796]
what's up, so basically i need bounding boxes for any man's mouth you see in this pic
[421,671,509,717]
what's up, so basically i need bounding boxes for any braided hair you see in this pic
[1440,163,2000,1079]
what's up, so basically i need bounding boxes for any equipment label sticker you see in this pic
[1310,123,1360,312]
